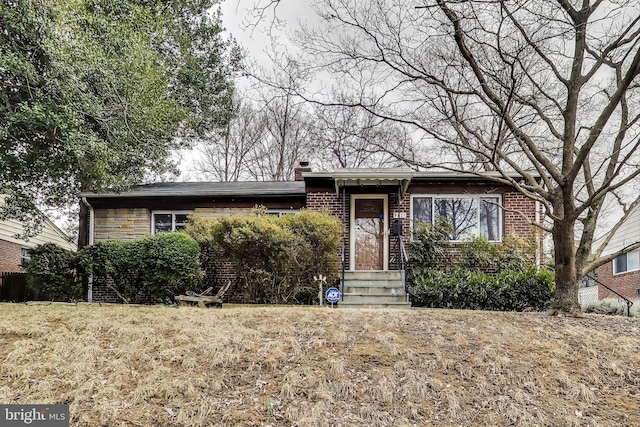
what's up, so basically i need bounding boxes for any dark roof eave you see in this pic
[303,170,541,181]
[80,181,306,199]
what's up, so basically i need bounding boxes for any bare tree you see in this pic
[266,0,640,309]
[192,94,266,181]
[192,71,316,181]
[309,102,417,169]
[244,60,318,181]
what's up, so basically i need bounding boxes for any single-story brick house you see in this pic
[595,205,640,301]
[79,167,541,306]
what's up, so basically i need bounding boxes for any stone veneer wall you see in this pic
[94,208,150,242]
[596,262,640,300]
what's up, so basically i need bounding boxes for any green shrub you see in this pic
[24,243,84,301]
[137,232,203,302]
[404,215,547,311]
[459,234,537,272]
[78,240,141,302]
[458,236,496,271]
[80,233,203,304]
[186,210,342,304]
[408,266,554,311]
[27,234,202,304]
[406,218,453,270]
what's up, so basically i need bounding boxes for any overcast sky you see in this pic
[176,1,317,180]
[220,0,313,62]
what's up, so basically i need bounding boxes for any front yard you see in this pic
[0,304,638,426]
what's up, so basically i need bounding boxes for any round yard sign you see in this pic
[325,287,341,303]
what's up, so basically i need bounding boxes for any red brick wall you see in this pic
[389,192,411,269]
[306,190,350,268]
[90,276,121,304]
[504,192,537,237]
[200,248,242,303]
[596,262,640,300]
[304,187,538,272]
[0,239,24,273]
[90,275,165,304]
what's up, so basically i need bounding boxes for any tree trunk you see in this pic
[552,221,580,311]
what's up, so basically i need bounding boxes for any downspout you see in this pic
[535,200,542,269]
[341,183,346,301]
[81,197,94,302]
[398,183,407,299]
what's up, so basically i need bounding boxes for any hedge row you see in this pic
[406,221,553,311]
[408,266,555,311]
[25,233,202,303]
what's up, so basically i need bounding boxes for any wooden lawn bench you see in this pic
[175,282,231,308]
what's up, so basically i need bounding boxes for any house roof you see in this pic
[81,181,306,199]
[0,195,76,251]
[304,169,540,193]
[81,169,541,200]
[304,169,539,181]
[598,204,640,257]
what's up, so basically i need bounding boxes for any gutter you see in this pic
[81,197,95,302]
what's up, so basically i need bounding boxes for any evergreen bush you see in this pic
[408,266,554,311]
[406,224,552,311]
[186,210,342,304]
[24,243,84,301]
[27,233,203,304]
[406,218,453,270]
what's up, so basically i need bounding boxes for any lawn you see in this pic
[0,304,639,426]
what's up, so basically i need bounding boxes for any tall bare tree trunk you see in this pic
[552,220,579,310]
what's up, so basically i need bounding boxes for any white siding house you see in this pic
[595,205,640,300]
[1,196,76,274]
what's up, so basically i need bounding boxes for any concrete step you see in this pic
[344,279,403,287]
[343,270,402,281]
[342,294,408,304]
[338,302,412,309]
[344,286,405,295]
[338,270,410,308]
[343,271,404,292]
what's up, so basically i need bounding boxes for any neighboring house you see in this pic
[0,196,77,275]
[79,167,541,306]
[595,205,640,300]
[1,195,77,300]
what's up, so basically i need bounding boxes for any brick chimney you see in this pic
[294,161,312,181]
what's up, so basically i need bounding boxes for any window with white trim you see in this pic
[613,250,640,275]
[21,248,31,266]
[151,211,192,234]
[411,195,503,241]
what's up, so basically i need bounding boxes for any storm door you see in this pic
[351,197,388,270]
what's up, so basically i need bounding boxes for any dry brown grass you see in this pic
[1,304,639,426]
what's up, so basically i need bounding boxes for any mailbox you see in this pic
[391,219,402,236]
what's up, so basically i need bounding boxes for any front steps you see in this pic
[339,270,411,309]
